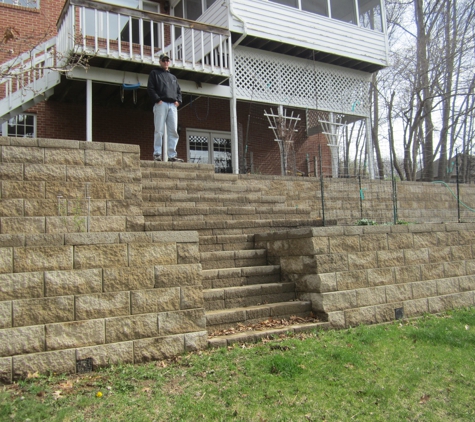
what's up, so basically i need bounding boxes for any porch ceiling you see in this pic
[47,56,229,110]
[232,34,383,74]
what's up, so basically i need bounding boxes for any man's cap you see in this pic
[160,53,170,61]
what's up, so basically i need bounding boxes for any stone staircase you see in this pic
[140,161,328,346]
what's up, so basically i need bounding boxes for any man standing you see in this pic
[147,53,183,162]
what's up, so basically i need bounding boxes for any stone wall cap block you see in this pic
[446,222,475,232]
[104,143,140,153]
[311,227,344,237]
[38,139,80,149]
[0,136,12,146]
[390,225,410,233]
[286,228,316,239]
[119,233,152,243]
[79,141,105,150]
[408,223,439,233]
[363,225,391,234]
[344,226,364,235]
[255,230,291,242]
[65,232,120,245]
[8,138,38,147]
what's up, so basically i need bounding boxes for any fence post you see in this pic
[456,150,461,223]
[319,144,325,227]
[358,175,363,219]
[392,178,398,225]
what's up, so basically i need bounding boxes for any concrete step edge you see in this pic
[207,321,330,348]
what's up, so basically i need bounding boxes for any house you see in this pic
[0,0,389,176]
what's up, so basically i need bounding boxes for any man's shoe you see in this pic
[153,155,162,162]
[169,157,184,162]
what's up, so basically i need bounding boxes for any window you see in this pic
[331,0,356,24]
[301,0,328,17]
[358,0,382,31]
[1,0,39,9]
[266,0,383,32]
[173,0,217,20]
[1,114,36,138]
[270,0,298,8]
[187,130,232,173]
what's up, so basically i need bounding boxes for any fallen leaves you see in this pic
[52,390,63,400]
[209,315,320,337]
[419,394,430,404]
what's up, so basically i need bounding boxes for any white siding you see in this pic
[197,0,229,27]
[227,0,388,67]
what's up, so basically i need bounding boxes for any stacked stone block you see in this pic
[0,230,204,383]
[256,223,475,329]
[0,136,144,233]
[0,137,205,384]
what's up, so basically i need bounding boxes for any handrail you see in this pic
[0,37,56,83]
[57,0,229,36]
[55,0,232,74]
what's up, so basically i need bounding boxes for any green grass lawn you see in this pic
[2,308,475,421]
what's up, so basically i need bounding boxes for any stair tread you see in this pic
[206,300,310,314]
[207,321,330,347]
[203,281,294,294]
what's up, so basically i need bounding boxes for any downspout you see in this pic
[227,0,248,173]
[228,0,248,47]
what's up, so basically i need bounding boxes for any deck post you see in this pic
[86,79,92,142]
[228,40,239,174]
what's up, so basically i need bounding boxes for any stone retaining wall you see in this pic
[256,223,475,328]
[0,136,144,232]
[0,231,205,383]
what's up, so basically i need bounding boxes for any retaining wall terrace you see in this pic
[0,137,205,383]
[256,224,475,328]
[1,135,475,383]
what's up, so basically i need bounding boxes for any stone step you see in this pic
[144,218,320,233]
[141,180,260,193]
[201,264,281,289]
[200,249,267,270]
[204,282,296,311]
[205,300,313,333]
[207,321,330,348]
[199,234,256,252]
[141,192,287,205]
[142,206,312,217]
[140,160,215,175]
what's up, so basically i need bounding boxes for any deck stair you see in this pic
[140,160,328,346]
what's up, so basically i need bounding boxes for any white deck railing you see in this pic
[0,37,59,113]
[56,0,232,75]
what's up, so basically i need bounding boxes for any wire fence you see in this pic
[314,164,475,227]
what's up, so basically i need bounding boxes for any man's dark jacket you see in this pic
[147,67,182,106]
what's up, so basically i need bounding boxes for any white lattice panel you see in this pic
[234,47,370,117]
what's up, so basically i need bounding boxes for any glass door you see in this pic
[187,130,232,173]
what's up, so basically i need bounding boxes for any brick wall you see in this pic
[0,0,64,64]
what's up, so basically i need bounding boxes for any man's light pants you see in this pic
[153,102,179,159]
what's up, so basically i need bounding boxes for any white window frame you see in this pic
[1,114,37,138]
[1,0,39,9]
[186,129,232,172]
